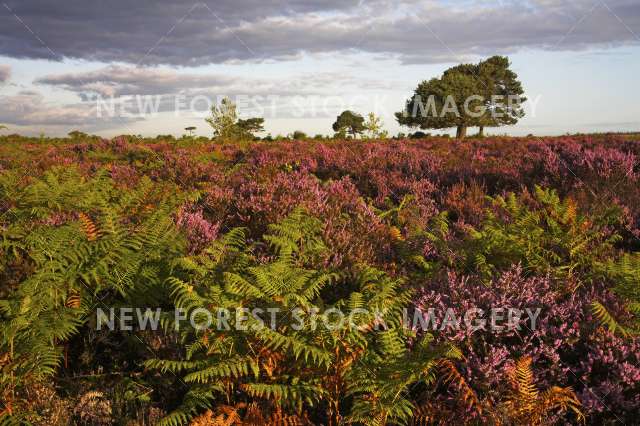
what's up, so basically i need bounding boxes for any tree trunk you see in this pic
[456,125,467,139]
[478,125,484,137]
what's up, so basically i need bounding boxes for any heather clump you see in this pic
[416,266,639,422]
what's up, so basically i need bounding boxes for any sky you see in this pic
[0,0,639,138]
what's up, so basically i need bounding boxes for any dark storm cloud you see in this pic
[0,0,361,64]
[1,0,638,65]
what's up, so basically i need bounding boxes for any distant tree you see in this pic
[0,125,7,130]
[313,134,325,140]
[68,130,89,139]
[291,130,308,140]
[184,126,196,137]
[205,97,265,141]
[396,56,525,139]
[332,110,365,138]
[410,131,429,139]
[205,97,238,139]
[363,112,388,139]
[237,118,265,139]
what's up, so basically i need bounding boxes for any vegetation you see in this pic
[1,130,639,424]
[205,97,264,141]
[332,110,366,138]
[237,118,265,139]
[291,130,308,140]
[396,56,525,138]
[364,112,389,139]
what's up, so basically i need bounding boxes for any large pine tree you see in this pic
[396,56,525,138]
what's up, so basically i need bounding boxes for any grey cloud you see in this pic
[0,0,638,65]
[0,90,92,125]
[0,0,360,64]
[9,66,393,127]
[0,89,140,128]
[35,66,393,98]
[35,65,237,97]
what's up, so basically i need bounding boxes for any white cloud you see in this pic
[0,90,139,129]
[0,65,10,83]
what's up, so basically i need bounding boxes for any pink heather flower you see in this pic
[176,208,220,254]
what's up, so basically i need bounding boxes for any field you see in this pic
[1,133,640,425]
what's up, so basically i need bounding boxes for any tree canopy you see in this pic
[364,112,389,139]
[332,110,365,138]
[473,56,527,136]
[237,117,265,139]
[396,56,525,138]
[68,130,89,139]
[205,97,265,141]
[205,97,238,139]
[291,130,308,140]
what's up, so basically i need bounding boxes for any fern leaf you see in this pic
[78,212,100,241]
[591,301,632,337]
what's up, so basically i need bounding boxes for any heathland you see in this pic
[1,133,639,425]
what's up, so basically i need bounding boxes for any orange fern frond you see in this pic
[241,403,263,424]
[389,226,404,241]
[564,197,577,224]
[502,356,584,425]
[256,347,285,378]
[267,410,305,426]
[190,403,308,426]
[410,401,450,426]
[438,359,484,417]
[539,386,584,423]
[65,291,81,309]
[191,406,241,426]
[78,212,100,241]
[200,330,209,346]
[511,356,539,415]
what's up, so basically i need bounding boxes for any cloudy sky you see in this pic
[0,0,639,137]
